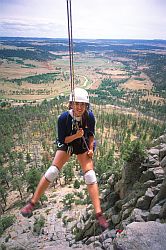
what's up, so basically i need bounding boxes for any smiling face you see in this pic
[72,102,86,117]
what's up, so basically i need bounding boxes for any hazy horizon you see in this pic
[1,36,166,42]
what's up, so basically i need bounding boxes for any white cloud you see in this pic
[0,0,166,39]
[0,18,67,38]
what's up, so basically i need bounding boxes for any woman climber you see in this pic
[21,87,108,230]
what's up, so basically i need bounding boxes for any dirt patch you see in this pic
[0,60,57,79]
[119,75,153,91]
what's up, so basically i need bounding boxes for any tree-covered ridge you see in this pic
[124,52,166,94]
[2,38,165,50]
[7,72,60,85]
[0,48,60,61]
[143,55,166,92]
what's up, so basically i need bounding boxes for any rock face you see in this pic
[72,134,166,249]
[0,187,91,250]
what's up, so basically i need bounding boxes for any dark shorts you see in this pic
[56,139,88,155]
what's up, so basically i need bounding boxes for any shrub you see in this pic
[62,193,75,209]
[0,243,6,250]
[33,215,45,235]
[73,179,80,189]
[0,215,15,236]
[122,140,146,164]
[40,194,48,204]
[57,211,63,218]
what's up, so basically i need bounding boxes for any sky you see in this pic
[0,0,166,40]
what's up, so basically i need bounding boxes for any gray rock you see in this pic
[117,161,143,199]
[122,207,133,220]
[112,214,121,225]
[71,243,83,248]
[108,174,115,186]
[150,179,166,207]
[148,148,159,156]
[107,245,114,250]
[145,187,155,198]
[102,237,113,248]
[114,200,123,210]
[130,208,149,222]
[65,233,73,241]
[150,160,160,167]
[106,192,120,207]
[150,184,162,195]
[148,155,157,164]
[101,229,117,241]
[113,221,166,250]
[148,204,162,220]
[153,167,165,178]
[155,143,166,150]
[117,218,131,229]
[85,235,100,245]
[153,154,159,160]
[122,198,137,211]
[140,169,156,182]
[136,195,151,210]
[144,180,159,188]
[161,156,166,169]
[159,146,166,160]
[160,202,166,219]
[153,134,166,144]
[88,241,103,249]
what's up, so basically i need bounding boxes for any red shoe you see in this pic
[96,212,109,230]
[21,201,35,218]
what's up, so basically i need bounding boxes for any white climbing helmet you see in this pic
[69,88,89,103]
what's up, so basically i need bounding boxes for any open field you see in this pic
[120,75,153,91]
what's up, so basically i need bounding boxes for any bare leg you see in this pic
[31,176,50,204]
[21,150,70,217]
[87,183,101,214]
[77,151,109,229]
[31,150,71,204]
[77,152,102,214]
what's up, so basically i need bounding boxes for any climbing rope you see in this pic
[66,0,75,95]
[66,0,90,152]
[66,4,107,247]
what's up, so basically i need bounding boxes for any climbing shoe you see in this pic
[20,201,35,218]
[96,212,109,230]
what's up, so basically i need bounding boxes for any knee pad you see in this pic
[84,169,97,185]
[45,165,59,182]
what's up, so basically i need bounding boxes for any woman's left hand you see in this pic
[87,149,94,158]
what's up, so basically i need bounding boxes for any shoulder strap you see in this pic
[65,111,70,126]
[65,111,73,135]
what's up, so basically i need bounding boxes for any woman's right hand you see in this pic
[64,128,84,144]
[76,128,84,139]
